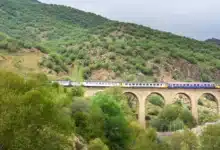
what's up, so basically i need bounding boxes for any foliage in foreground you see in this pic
[1,70,220,150]
[0,70,75,150]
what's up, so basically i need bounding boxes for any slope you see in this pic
[205,38,220,46]
[1,0,220,82]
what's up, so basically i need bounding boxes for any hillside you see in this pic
[1,0,220,82]
[205,38,220,46]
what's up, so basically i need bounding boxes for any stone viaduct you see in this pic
[84,87,220,128]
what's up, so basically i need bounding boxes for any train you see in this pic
[52,80,220,89]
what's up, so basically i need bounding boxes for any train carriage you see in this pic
[52,80,72,87]
[168,82,215,89]
[82,81,121,87]
[121,82,168,88]
[215,83,220,89]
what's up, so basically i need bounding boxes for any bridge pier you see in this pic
[191,94,199,122]
[138,95,146,128]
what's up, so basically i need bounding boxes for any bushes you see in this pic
[40,54,69,73]
[88,138,109,150]
[179,108,196,128]
[168,118,184,131]
[150,104,196,131]
[159,105,180,122]
[200,124,220,150]
[169,128,199,150]
[148,95,164,107]
[0,71,74,150]
[198,111,220,125]
[71,87,85,97]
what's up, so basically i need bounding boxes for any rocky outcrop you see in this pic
[71,135,87,150]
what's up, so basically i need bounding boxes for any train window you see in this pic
[197,84,199,86]
[157,84,159,86]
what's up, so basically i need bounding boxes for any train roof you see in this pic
[167,82,215,84]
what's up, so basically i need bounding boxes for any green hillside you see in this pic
[1,0,220,82]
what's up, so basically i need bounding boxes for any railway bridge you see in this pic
[56,81,220,128]
[84,87,220,128]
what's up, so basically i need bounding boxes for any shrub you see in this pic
[168,118,184,131]
[215,60,220,69]
[88,138,109,150]
[179,108,196,128]
[35,44,49,53]
[71,87,85,97]
[200,124,220,150]
[72,97,91,114]
[201,73,211,82]
[150,118,169,132]
[159,105,181,122]
[199,111,220,125]
[154,58,161,64]
[148,95,164,107]
[147,108,160,116]
[170,128,199,150]
[72,112,90,138]
[54,65,62,73]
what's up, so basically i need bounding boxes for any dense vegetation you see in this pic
[1,0,220,82]
[205,38,220,46]
[1,70,220,150]
[1,0,220,149]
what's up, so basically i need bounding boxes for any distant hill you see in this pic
[205,38,220,45]
[1,0,220,82]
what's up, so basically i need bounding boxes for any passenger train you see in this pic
[52,80,220,89]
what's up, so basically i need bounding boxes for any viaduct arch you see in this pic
[84,87,220,128]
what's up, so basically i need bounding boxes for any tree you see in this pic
[159,104,181,122]
[92,92,132,150]
[0,71,75,150]
[130,127,170,150]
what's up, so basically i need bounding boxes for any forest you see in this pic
[1,70,220,150]
[1,0,220,82]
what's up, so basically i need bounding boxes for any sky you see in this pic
[39,0,220,40]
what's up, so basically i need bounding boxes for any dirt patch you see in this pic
[90,69,116,81]
[0,50,46,74]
